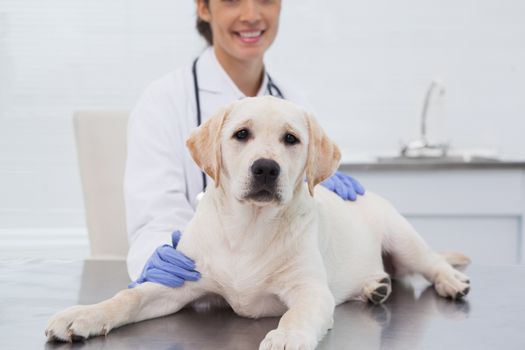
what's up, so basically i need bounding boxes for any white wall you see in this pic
[0,0,524,228]
[268,0,525,158]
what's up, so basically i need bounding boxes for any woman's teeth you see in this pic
[236,30,264,43]
[239,31,262,38]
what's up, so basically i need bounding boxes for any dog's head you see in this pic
[186,96,340,206]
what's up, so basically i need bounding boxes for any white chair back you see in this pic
[73,111,129,260]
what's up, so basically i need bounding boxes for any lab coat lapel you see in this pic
[196,47,271,124]
[196,47,243,97]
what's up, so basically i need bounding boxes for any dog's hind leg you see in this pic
[381,209,470,300]
[354,242,392,304]
[46,282,205,342]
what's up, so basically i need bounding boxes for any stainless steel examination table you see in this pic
[1,259,524,349]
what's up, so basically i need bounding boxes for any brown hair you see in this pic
[196,0,213,45]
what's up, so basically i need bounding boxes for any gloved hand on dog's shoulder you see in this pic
[321,172,365,201]
[128,230,201,288]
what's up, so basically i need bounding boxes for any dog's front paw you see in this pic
[45,305,111,342]
[433,267,470,300]
[259,329,317,350]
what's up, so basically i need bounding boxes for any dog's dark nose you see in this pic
[251,158,280,185]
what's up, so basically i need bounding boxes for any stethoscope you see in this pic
[192,56,285,191]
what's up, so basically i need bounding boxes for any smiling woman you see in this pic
[124,0,364,292]
[196,0,282,96]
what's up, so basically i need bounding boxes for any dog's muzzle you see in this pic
[245,158,281,202]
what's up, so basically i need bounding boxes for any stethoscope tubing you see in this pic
[192,56,284,191]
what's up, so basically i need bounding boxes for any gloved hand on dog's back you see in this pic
[321,171,365,201]
[128,230,201,288]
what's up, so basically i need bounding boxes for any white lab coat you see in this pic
[124,47,312,280]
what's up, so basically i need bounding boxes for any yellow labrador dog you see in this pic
[46,96,470,349]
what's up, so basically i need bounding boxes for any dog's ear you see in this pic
[186,105,232,187]
[305,112,341,196]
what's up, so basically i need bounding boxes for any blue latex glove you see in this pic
[320,171,365,201]
[128,230,201,288]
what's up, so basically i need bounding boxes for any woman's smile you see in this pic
[235,29,265,44]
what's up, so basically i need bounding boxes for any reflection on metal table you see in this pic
[1,259,524,349]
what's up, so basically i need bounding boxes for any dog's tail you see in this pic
[439,251,471,270]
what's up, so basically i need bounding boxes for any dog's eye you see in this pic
[234,129,249,141]
[284,133,299,145]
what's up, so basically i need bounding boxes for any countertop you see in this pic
[1,259,524,350]
[339,156,525,171]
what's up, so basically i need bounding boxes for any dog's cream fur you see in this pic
[46,96,470,349]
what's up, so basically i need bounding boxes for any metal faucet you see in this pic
[401,80,449,157]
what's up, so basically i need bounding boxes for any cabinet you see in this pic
[339,163,525,265]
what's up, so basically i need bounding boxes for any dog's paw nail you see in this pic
[67,328,85,343]
[370,293,385,304]
[375,285,388,296]
[46,329,55,340]
[364,276,392,304]
[452,286,470,299]
[48,334,62,343]
[71,334,86,342]
[453,287,469,300]
[379,277,391,284]
[370,286,390,304]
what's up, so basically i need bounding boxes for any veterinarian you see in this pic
[125,0,365,287]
